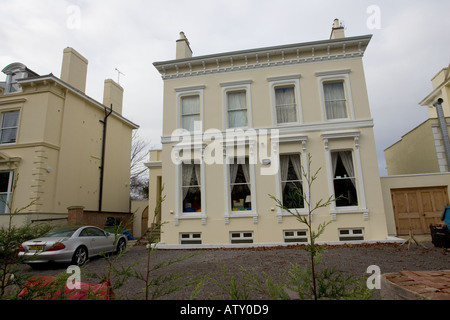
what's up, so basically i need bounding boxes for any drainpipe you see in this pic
[99,104,113,212]
[433,98,450,171]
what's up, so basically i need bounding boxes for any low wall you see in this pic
[380,172,450,236]
[0,213,68,229]
[67,206,134,235]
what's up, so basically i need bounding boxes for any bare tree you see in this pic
[130,131,151,200]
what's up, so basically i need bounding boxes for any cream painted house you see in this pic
[0,47,138,221]
[150,20,389,246]
[385,65,450,175]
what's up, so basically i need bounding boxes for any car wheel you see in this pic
[116,238,126,254]
[72,246,88,266]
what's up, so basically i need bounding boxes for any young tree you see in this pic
[270,154,340,300]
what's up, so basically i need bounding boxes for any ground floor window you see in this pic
[0,171,14,214]
[230,231,253,244]
[338,228,364,241]
[280,154,304,209]
[230,158,252,212]
[331,151,358,207]
[182,163,201,213]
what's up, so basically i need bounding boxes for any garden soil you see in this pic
[22,237,450,300]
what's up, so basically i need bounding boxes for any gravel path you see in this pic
[21,239,450,300]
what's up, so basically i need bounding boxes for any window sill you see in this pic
[276,209,307,223]
[225,211,258,224]
[175,212,207,226]
[330,207,369,221]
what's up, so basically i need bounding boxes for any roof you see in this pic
[153,34,372,80]
[17,74,139,129]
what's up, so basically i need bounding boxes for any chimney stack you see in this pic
[330,19,345,39]
[103,79,123,115]
[176,31,193,59]
[60,47,88,93]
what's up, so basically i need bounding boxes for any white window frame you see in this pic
[316,70,354,122]
[173,144,207,226]
[273,135,309,223]
[0,110,20,145]
[175,85,205,133]
[180,233,202,245]
[338,228,364,241]
[223,143,258,224]
[279,153,305,208]
[0,171,14,214]
[267,75,302,126]
[230,231,254,244]
[322,130,369,221]
[220,80,253,130]
[283,230,308,243]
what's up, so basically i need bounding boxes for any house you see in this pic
[0,47,138,226]
[149,20,390,246]
[381,66,450,236]
[385,65,450,175]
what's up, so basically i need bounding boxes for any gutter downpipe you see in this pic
[99,104,113,212]
[434,98,450,172]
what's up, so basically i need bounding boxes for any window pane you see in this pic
[1,111,19,144]
[230,160,252,211]
[0,172,11,192]
[280,155,304,209]
[181,96,200,131]
[323,82,347,119]
[228,91,248,128]
[332,151,358,207]
[182,163,201,212]
[275,87,297,123]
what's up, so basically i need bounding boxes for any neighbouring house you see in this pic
[0,47,138,227]
[382,66,450,236]
[149,20,390,246]
[385,65,450,175]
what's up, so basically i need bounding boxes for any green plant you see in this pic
[0,175,53,299]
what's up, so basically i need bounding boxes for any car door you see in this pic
[88,227,114,254]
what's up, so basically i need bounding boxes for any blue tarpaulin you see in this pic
[443,206,450,229]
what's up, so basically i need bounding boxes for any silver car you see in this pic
[19,225,127,268]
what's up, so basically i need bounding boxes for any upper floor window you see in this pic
[275,86,297,124]
[181,95,200,132]
[0,111,19,144]
[323,81,347,120]
[227,91,248,128]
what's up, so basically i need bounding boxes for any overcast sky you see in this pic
[1,0,449,176]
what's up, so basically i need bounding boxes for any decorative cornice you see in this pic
[154,35,372,80]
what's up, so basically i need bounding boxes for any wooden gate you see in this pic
[391,186,449,235]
